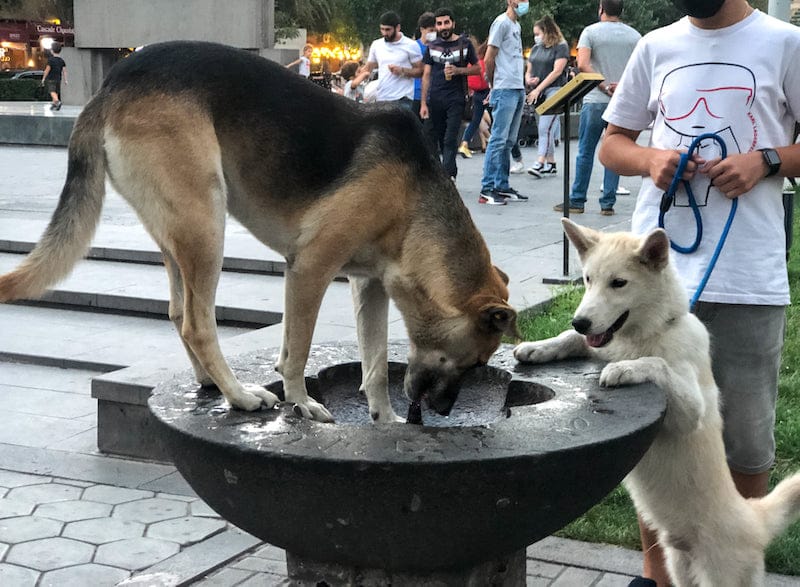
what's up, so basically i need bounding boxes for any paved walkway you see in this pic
[0,132,797,586]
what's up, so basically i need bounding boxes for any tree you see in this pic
[0,0,73,22]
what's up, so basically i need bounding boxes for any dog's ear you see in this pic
[638,229,671,270]
[479,304,520,338]
[493,265,510,285]
[561,218,600,257]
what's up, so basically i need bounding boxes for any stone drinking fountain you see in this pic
[148,342,665,586]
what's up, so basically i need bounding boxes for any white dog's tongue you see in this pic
[586,331,612,348]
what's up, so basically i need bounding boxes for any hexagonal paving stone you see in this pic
[189,500,221,518]
[6,482,82,504]
[35,499,112,522]
[0,497,35,519]
[0,516,63,543]
[82,485,153,505]
[41,563,130,586]
[95,537,180,571]
[0,542,7,558]
[0,563,39,586]
[0,470,50,488]
[147,516,226,545]
[64,517,145,544]
[113,497,188,524]
[7,537,93,571]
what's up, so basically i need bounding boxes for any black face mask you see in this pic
[672,0,726,18]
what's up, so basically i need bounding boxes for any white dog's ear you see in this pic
[561,218,600,257]
[638,229,670,270]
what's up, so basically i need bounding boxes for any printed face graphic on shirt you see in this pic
[658,63,757,206]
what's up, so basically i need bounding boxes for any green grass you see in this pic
[516,195,800,575]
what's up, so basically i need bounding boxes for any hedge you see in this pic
[0,79,49,101]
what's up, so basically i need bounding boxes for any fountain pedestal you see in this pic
[149,343,665,586]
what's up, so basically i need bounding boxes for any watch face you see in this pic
[764,150,780,166]
[760,148,781,177]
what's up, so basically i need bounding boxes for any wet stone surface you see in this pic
[150,342,666,575]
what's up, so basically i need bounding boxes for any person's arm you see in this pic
[703,143,800,199]
[62,63,67,84]
[351,69,370,87]
[526,56,566,104]
[600,124,702,191]
[419,64,432,119]
[578,46,616,96]
[524,61,539,87]
[483,45,498,88]
[532,57,567,93]
[285,58,301,69]
[41,64,50,84]
[454,62,481,77]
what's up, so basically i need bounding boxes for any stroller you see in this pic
[516,102,538,147]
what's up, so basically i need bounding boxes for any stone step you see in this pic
[0,252,353,327]
[0,303,254,371]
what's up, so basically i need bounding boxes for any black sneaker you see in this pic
[496,186,528,201]
[54,101,62,111]
[529,162,557,178]
[527,162,544,178]
[478,190,507,205]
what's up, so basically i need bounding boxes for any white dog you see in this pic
[514,219,800,586]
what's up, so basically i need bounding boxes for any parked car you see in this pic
[0,70,48,100]
[11,70,44,81]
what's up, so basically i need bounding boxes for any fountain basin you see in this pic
[149,342,665,576]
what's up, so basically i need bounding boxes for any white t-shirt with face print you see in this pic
[604,10,800,305]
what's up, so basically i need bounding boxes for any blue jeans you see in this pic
[481,88,525,192]
[569,101,619,210]
[462,89,489,144]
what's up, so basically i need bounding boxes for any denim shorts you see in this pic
[694,302,786,474]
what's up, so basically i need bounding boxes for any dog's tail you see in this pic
[754,472,800,541]
[0,97,106,303]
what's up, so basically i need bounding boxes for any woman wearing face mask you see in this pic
[525,15,569,178]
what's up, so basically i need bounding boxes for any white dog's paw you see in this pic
[514,341,560,363]
[292,397,335,423]
[371,408,404,424]
[600,360,648,388]
[228,384,280,411]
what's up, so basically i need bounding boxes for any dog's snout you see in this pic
[572,317,592,334]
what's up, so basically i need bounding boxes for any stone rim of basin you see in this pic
[149,342,666,465]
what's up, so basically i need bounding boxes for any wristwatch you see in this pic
[758,148,781,177]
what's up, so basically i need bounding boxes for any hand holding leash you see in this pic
[702,151,771,199]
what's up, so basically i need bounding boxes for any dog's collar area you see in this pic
[586,311,630,348]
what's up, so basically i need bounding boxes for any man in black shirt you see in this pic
[41,42,67,110]
[420,8,480,181]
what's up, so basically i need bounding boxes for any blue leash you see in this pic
[658,133,738,310]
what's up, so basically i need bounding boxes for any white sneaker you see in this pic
[509,160,524,174]
[600,183,631,196]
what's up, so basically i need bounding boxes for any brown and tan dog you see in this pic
[0,41,516,422]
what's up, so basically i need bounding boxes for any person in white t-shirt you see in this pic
[599,1,800,584]
[286,44,313,78]
[364,11,423,109]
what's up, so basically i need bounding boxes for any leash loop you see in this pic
[656,133,737,310]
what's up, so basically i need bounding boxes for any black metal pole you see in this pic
[562,101,571,276]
